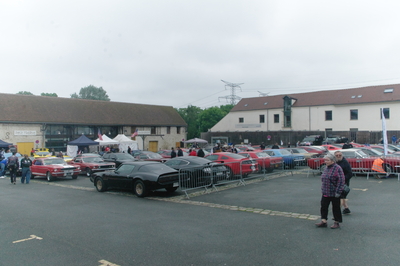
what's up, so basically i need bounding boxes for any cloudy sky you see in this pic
[2,1,400,109]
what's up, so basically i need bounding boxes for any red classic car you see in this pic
[68,156,116,177]
[307,148,400,175]
[238,151,283,172]
[31,157,81,182]
[205,152,258,178]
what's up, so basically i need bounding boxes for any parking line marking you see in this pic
[98,259,120,266]
[13,235,43,244]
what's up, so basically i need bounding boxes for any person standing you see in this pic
[127,146,132,155]
[177,147,183,157]
[0,156,6,178]
[170,148,176,158]
[392,135,397,145]
[8,152,19,185]
[260,142,266,150]
[189,149,197,156]
[20,154,33,184]
[197,148,205,157]
[334,151,353,214]
[271,143,279,149]
[315,153,345,229]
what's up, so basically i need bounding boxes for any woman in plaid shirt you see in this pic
[315,153,345,229]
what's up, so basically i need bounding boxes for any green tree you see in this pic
[176,105,203,139]
[17,91,34,95]
[71,85,110,101]
[220,104,235,115]
[41,93,58,97]
[198,106,226,133]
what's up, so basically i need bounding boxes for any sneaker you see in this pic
[342,208,351,214]
[330,222,340,229]
[0,176,4,178]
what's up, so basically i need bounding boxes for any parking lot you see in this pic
[1,171,400,266]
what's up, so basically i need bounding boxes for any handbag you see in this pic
[341,185,350,197]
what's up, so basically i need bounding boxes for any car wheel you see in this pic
[320,164,327,173]
[95,177,107,192]
[31,175,35,179]
[225,167,234,179]
[72,175,78,179]
[133,180,148,197]
[165,186,178,193]
[85,168,92,177]
[383,164,393,177]
[46,172,53,182]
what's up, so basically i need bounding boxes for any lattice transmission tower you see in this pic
[218,80,244,105]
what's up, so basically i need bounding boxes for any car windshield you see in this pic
[145,153,163,159]
[116,164,135,175]
[82,157,104,163]
[36,152,50,156]
[279,150,292,155]
[255,152,269,158]
[116,154,135,160]
[226,153,246,159]
[44,158,66,165]
[294,148,308,153]
[141,164,174,172]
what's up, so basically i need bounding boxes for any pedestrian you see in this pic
[271,143,279,149]
[287,142,291,148]
[7,152,19,185]
[31,148,35,156]
[170,147,177,158]
[334,151,353,214]
[391,135,397,145]
[0,156,7,178]
[315,153,345,229]
[56,151,64,158]
[189,149,197,156]
[127,146,132,155]
[197,148,205,157]
[342,141,353,149]
[260,142,266,150]
[50,148,56,156]
[20,154,33,184]
[177,147,183,157]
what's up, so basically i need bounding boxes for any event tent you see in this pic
[0,139,13,148]
[183,138,208,143]
[113,134,138,152]
[67,135,99,146]
[95,134,119,146]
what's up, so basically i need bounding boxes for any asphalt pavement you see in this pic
[0,171,399,266]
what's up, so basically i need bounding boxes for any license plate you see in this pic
[173,182,179,187]
[216,172,223,175]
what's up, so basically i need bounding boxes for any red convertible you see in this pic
[31,157,81,182]
[205,152,258,178]
[68,156,116,177]
[307,148,400,175]
[238,151,283,172]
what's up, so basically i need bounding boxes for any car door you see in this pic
[108,164,135,189]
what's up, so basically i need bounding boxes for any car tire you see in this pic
[225,167,234,180]
[165,186,178,193]
[46,172,54,182]
[72,175,78,179]
[95,177,107,192]
[85,168,92,177]
[133,180,148,197]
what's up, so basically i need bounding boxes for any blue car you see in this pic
[262,149,305,169]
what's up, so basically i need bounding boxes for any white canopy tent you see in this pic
[113,134,138,153]
[94,134,120,146]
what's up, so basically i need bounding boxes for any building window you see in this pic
[325,110,332,121]
[177,126,181,134]
[151,127,156,134]
[350,109,358,120]
[274,114,279,123]
[239,117,244,123]
[381,108,390,119]
[167,126,171,134]
[259,115,265,123]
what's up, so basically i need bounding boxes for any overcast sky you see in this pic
[2,1,400,109]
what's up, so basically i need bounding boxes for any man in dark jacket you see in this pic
[8,152,19,185]
[197,148,205,157]
[20,154,33,184]
[170,147,177,158]
[334,150,353,214]
[177,147,183,157]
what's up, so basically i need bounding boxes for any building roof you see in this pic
[0,93,186,126]
[231,84,400,112]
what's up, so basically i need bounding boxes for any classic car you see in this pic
[307,148,400,175]
[68,156,116,177]
[285,148,319,161]
[164,156,228,187]
[204,152,258,178]
[133,151,168,162]
[102,152,137,168]
[262,149,306,168]
[90,161,180,197]
[238,151,283,173]
[31,157,81,181]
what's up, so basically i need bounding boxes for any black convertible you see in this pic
[90,161,179,197]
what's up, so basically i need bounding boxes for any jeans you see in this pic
[0,163,5,177]
[21,167,31,184]
[9,166,17,183]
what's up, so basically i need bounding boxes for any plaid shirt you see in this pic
[321,163,345,197]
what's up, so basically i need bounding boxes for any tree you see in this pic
[17,91,33,95]
[198,107,226,133]
[71,85,110,101]
[176,105,203,139]
[41,93,58,97]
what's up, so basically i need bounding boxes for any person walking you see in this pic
[334,151,353,214]
[7,152,19,185]
[20,154,33,184]
[315,153,345,229]
[177,147,183,157]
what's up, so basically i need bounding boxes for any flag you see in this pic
[381,108,388,156]
[98,129,103,141]
[131,129,138,138]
